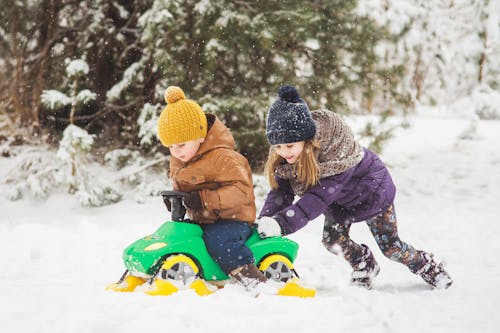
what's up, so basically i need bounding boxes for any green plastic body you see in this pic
[122,221,299,281]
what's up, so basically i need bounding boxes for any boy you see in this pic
[157,86,266,289]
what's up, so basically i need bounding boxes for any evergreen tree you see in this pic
[138,0,402,166]
[1,0,411,168]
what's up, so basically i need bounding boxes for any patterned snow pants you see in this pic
[322,204,426,273]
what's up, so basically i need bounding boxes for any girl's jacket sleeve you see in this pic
[259,177,295,218]
[266,174,350,235]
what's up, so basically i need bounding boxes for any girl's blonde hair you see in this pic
[264,139,321,190]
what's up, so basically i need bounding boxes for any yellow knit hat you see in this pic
[157,86,208,147]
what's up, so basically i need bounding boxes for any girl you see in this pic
[257,85,452,289]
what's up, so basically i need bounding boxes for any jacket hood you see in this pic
[194,114,235,159]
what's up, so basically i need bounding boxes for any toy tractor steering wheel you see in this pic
[160,191,188,221]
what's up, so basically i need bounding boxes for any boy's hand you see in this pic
[183,191,203,210]
[256,216,282,238]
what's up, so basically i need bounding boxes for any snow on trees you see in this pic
[2,0,498,206]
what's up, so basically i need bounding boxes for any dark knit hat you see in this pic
[266,85,316,145]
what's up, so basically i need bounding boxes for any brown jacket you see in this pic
[169,114,256,224]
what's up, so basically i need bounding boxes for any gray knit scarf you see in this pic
[274,109,363,196]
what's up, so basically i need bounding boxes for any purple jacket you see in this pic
[259,149,396,235]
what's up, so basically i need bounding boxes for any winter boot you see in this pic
[229,264,267,290]
[351,244,380,290]
[416,253,453,289]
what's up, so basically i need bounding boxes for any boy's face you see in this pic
[169,138,205,162]
[274,141,305,164]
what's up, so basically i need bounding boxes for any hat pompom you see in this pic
[165,86,186,104]
[278,85,301,103]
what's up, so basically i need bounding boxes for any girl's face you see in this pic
[274,141,305,164]
[169,138,205,162]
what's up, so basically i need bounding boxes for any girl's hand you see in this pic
[256,217,282,238]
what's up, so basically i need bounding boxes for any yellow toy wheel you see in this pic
[158,254,200,285]
[258,254,295,283]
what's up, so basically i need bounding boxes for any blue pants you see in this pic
[201,220,254,274]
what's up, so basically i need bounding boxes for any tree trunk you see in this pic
[412,50,423,101]
[31,0,59,134]
[478,30,487,83]
[8,8,29,127]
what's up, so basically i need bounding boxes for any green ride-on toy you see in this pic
[107,191,315,297]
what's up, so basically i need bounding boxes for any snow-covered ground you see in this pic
[1,109,499,333]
